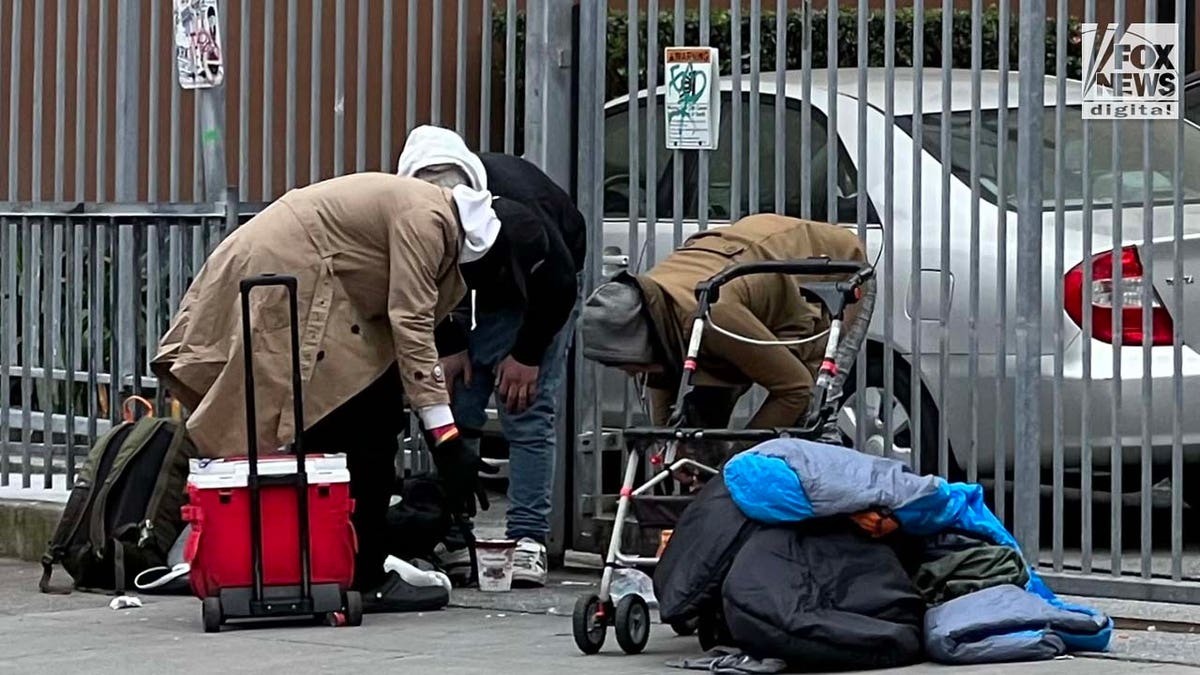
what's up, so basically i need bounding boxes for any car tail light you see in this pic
[1063,246,1173,346]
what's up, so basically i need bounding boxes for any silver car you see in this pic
[598,68,1200,499]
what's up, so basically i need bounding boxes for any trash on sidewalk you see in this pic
[609,568,657,609]
[109,595,144,611]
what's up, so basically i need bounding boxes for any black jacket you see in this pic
[434,197,577,366]
[480,153,587,272]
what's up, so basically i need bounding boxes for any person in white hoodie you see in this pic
[398,126,584,587]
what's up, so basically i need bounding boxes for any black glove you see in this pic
[428,434,498,517]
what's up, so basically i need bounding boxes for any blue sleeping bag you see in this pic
[723,438,1112,664]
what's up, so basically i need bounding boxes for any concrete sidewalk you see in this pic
[1,560,1198,674]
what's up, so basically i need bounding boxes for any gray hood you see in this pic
[579,279,656,366]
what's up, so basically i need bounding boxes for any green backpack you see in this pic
[39,403,197,594]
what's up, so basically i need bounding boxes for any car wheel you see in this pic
[837,349,950,478]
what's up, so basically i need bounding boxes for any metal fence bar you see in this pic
[41,219,53,487]
[406,0,417,136]
[310,0,324,183]
[455,0,468,135]
[381,0,395,168]
[504,0,517,153]
[286,0,299,189]
[994,0,1010,524]
[967,0,982,484]
[673,0,685,248]
[147,0,161,202]
[748,0,760,216]
[1052,0,1067,572]
[1172,0,1186,583]
[31,0,44,200]
[773,0,785,215]
[882,0,895,470]
[799,0,810,221]
[1138,0,1155,581]
[825,1,837,223]
[626,0,640,273]
[334,0,346,177]
[7,0,21,201]
[108,220,120,427]
[1110,2,1126,578]
[357,0,369,171]
[479,0,492,152]
[0,216,8,485]
[54,0,67,201]
[75,0,87,202]
[938,0,952,478]
[909,0,924,475]
[853,0,867,453]
[431,0,444,126]
[697,0,710,232]
[263,0,276,197]
[645,1,658,266]
[239,0,250,196]
[87,221,99,451]
[20,219,33,486]
[729,0,741,222]
[1014,0,1046,561]
[63,220,76,484]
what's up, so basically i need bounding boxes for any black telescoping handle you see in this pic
[694,258,873,305]
[238,273,312,605]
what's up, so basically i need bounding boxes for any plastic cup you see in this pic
[474,539,517,592]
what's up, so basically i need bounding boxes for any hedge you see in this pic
[492,7,1082,150]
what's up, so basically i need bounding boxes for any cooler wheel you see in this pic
[344,591,363,627]
[614,594,650,655]
[202,597,223,634]
[572,594,607,655]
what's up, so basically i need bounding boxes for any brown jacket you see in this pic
[152,173,466,458]
[635,214,866,428]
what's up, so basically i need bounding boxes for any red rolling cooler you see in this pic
[182,274,362,632]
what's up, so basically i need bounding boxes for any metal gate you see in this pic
[572,0,1200,604]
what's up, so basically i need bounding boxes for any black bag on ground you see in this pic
[385,475,453,561]
[39,409,196,594]
[721,521,925,671]
[653,474,760,624]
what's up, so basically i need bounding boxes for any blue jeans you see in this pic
[451,302,578,544]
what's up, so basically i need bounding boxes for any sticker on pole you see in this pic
[1081,23,1180,120]
[664,47,721,151]
[174,0,224,89]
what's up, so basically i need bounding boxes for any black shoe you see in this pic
[361,571,450,614]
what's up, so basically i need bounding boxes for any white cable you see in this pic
[704,309,832,346]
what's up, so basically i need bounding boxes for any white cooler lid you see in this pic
[188,453,351,489]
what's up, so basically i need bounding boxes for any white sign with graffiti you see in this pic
[174,0,224,89]
[664,47,721,150]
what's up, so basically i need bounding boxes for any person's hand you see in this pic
[439,351,472,399]
[496,356,539,413]
[426,430,498,517]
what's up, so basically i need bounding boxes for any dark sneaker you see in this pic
[432,542,474,586]
[361,571,449,614]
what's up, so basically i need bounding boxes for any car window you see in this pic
[687,94,865,223]
[603,97,674,219]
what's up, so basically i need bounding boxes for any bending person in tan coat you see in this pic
[579,214,865,431]
[152,172,499,607]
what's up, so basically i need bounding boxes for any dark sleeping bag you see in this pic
[653,475,760,624]
[722,521,925,671]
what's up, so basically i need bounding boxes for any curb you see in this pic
[0,500,63,562]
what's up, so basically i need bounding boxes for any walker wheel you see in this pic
[343,591,363,627]
[614,594,651,655]
[572,594,608,654]
[202,597,223,633]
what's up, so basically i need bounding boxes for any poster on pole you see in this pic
[664,47,721,150]
[174,0,224,89]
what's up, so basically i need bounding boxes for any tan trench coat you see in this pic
[152,173,466,458]
[635,214,866,428]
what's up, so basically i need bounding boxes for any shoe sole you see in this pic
[510,569,547,588]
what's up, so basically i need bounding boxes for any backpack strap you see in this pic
[113,539,127,595]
